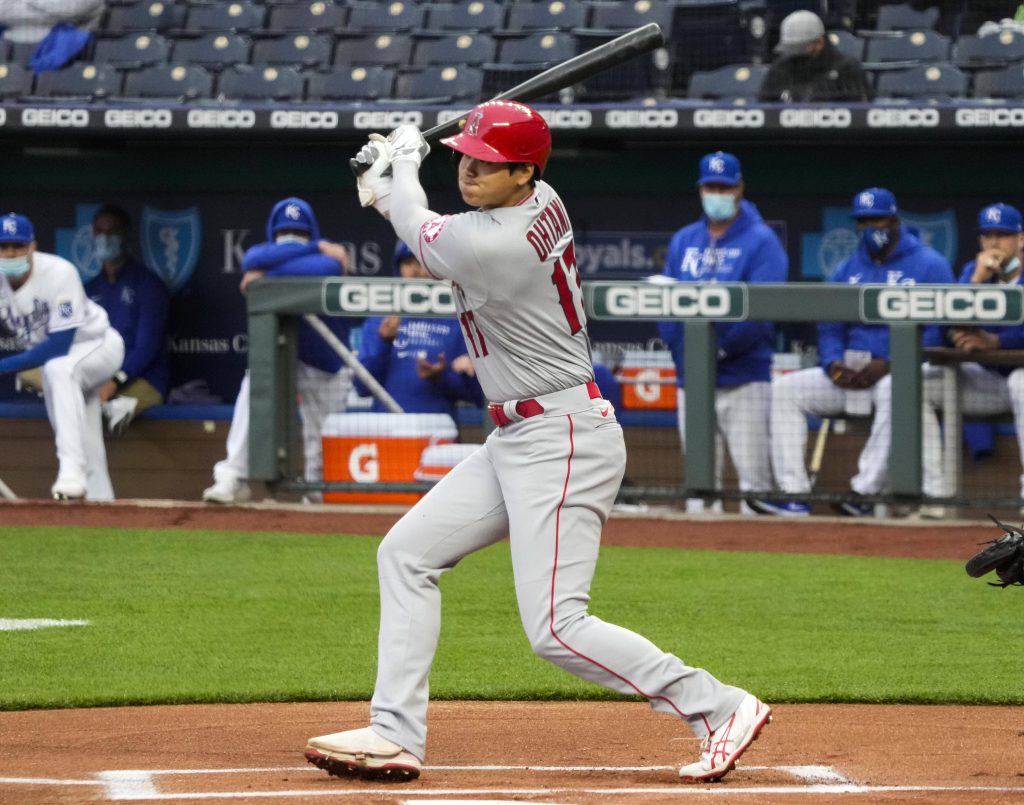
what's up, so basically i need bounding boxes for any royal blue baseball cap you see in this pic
[697,151,742,187]
[0,213,35,243]
[266,197,318,239]
[977,202,1023,234]
[851,188,899,218]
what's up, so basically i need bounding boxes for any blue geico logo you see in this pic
[871,287,1018,322]
[141,206,201,292]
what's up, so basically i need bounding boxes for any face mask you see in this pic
[1001,256,1022,276]
[0,256,30,279]
[275,234,309,245]
[862,226,891,257]
[92,233,123,263]
[701,192,737,222]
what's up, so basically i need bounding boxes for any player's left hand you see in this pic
[848,357,889,389]
[97,379,118,402]
[240,269,265,294]
[451,354,475,376]
[951,327,999,352]
[388,125,430,167]
[416,352,446,380]
[355,134,393,217]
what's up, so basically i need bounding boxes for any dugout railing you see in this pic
[245,277,1024,512]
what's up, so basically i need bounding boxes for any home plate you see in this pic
[0,618,90,631]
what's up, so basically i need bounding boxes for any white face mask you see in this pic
[0,255,30,279]
[275,234,310,245]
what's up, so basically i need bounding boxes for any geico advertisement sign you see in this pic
[323,279,455,315]
[862,287,1024,323]
[589,283,746,320]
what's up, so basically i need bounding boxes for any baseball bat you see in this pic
[808,418,831,489]
[350,22,666,175]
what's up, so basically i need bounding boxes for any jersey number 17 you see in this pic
[550,241,584,335]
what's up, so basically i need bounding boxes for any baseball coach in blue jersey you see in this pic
[657,151,789,515]
[771,188,954,517]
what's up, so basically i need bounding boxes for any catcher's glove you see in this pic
[965,515,1024,588]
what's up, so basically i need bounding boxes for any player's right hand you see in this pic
[355,134,393,216]
[387,124,430,167]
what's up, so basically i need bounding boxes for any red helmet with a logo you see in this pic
[440,100,551,176]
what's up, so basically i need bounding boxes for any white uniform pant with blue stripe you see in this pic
[369,386,745,760]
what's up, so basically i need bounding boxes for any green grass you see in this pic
[1,526,1021,710]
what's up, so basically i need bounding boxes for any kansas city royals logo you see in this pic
[858,191,875,209]
[58,301,72,318]
[986,207,1002,224]
[2,217,17,235]
[284,202,302,221]
[141,206,201,292]
[708,156,726,174]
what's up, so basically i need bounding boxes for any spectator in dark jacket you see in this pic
[759,10,870,103]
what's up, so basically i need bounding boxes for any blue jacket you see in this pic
[819,228,954,369]
[657,200,788,386]
[355,316,483,415]
[955,260,1024,375]
[85,257,170,395]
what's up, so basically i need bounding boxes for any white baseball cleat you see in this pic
[305,726,422,782]
[51,479,86,501]
[201,478,251,504]
[679,694,772,783]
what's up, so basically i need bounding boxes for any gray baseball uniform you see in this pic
[365,167,746,760]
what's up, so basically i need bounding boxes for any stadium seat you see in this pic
[496,32,577,65]
[266,1,348,32]
[954,33,1024,70]
[876,2,939,31]
[874,62,968,101]
[0,63,33,97]
[587,1,673,34]
[92,33,171,69]
[347,1,427,32]
[828,30,866,61]
[184,2,266,33]
[171,33,251,70]
[573,28,661,101]
[251,34,333,69]
[121,63,214,101]
[0,40,9,63]
[306,65,395,101]
[217,64,305,101]
[334,33,414,66]
[413,33,497,66]
[7,41,38,66]
[687,63,768,101]
[863,29,951,67]
[426,1,506,32]
[394,65,483,103]
[104,1,188,33]
[669,1,749,90]
[972,64,1024,99]
[504,1,588,32]
[34,64,122,100]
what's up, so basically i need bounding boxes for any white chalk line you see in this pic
[0,618,90,631]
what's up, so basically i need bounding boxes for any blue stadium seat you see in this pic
[954,33,1024,70]
[426,1,506,32]
[504,1,588,32]
[863,29,951,67]
[687,63,768,101]
[6,41,38,66]
[185,2,266,33]
[828,30,866,61]
[394,65,483,103]
[251,34,334,69]
[104,1,188,32]
[347,1,427,32]
[92,33,172,68]
[266,1,348,32]
[217,64,305,100]
[413,33,497,66]
[573,28,662,101]
[972,64,1024,99]
[334,33,414,66]
[306,65,395,101]
[669,1,749,90]
[0,63,33,97]
[0,40,12,62]
[121,63,214,100]
[876,2,939,31]
[874,62,968,101]
[496,32,576,65]
[587,1,673,34]
[34,64,122,100]
[171,33,251,70]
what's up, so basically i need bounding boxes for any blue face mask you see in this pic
[92,233,123,263]
[701,192,737,222]
[1000,256,1022,276]
[0,256,30,279]
[861,226,891,257]
[275,234,309,245]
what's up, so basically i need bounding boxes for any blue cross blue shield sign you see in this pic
[140,206,201,292]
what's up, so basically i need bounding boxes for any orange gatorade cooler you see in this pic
[321,413,458,504]
[619,349,677,410]
[413,443,482,483]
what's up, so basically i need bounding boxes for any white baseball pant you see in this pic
[369,385,746,760]
[213,364,351,488]
[771,367,944,496]
[924,362,1024,497]
[41,329,125,500]
[675,382,774,510]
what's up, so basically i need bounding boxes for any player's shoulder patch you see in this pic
[421,216,449,244]
[57,298,74,319]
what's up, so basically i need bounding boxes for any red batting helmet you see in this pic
[440,101,551,176]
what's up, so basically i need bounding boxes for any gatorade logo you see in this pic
[349,443,379,482]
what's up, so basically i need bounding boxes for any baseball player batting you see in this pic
[304,102,771,783]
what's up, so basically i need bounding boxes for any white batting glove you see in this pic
[387,124,430,167]
[355,133,392,217]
